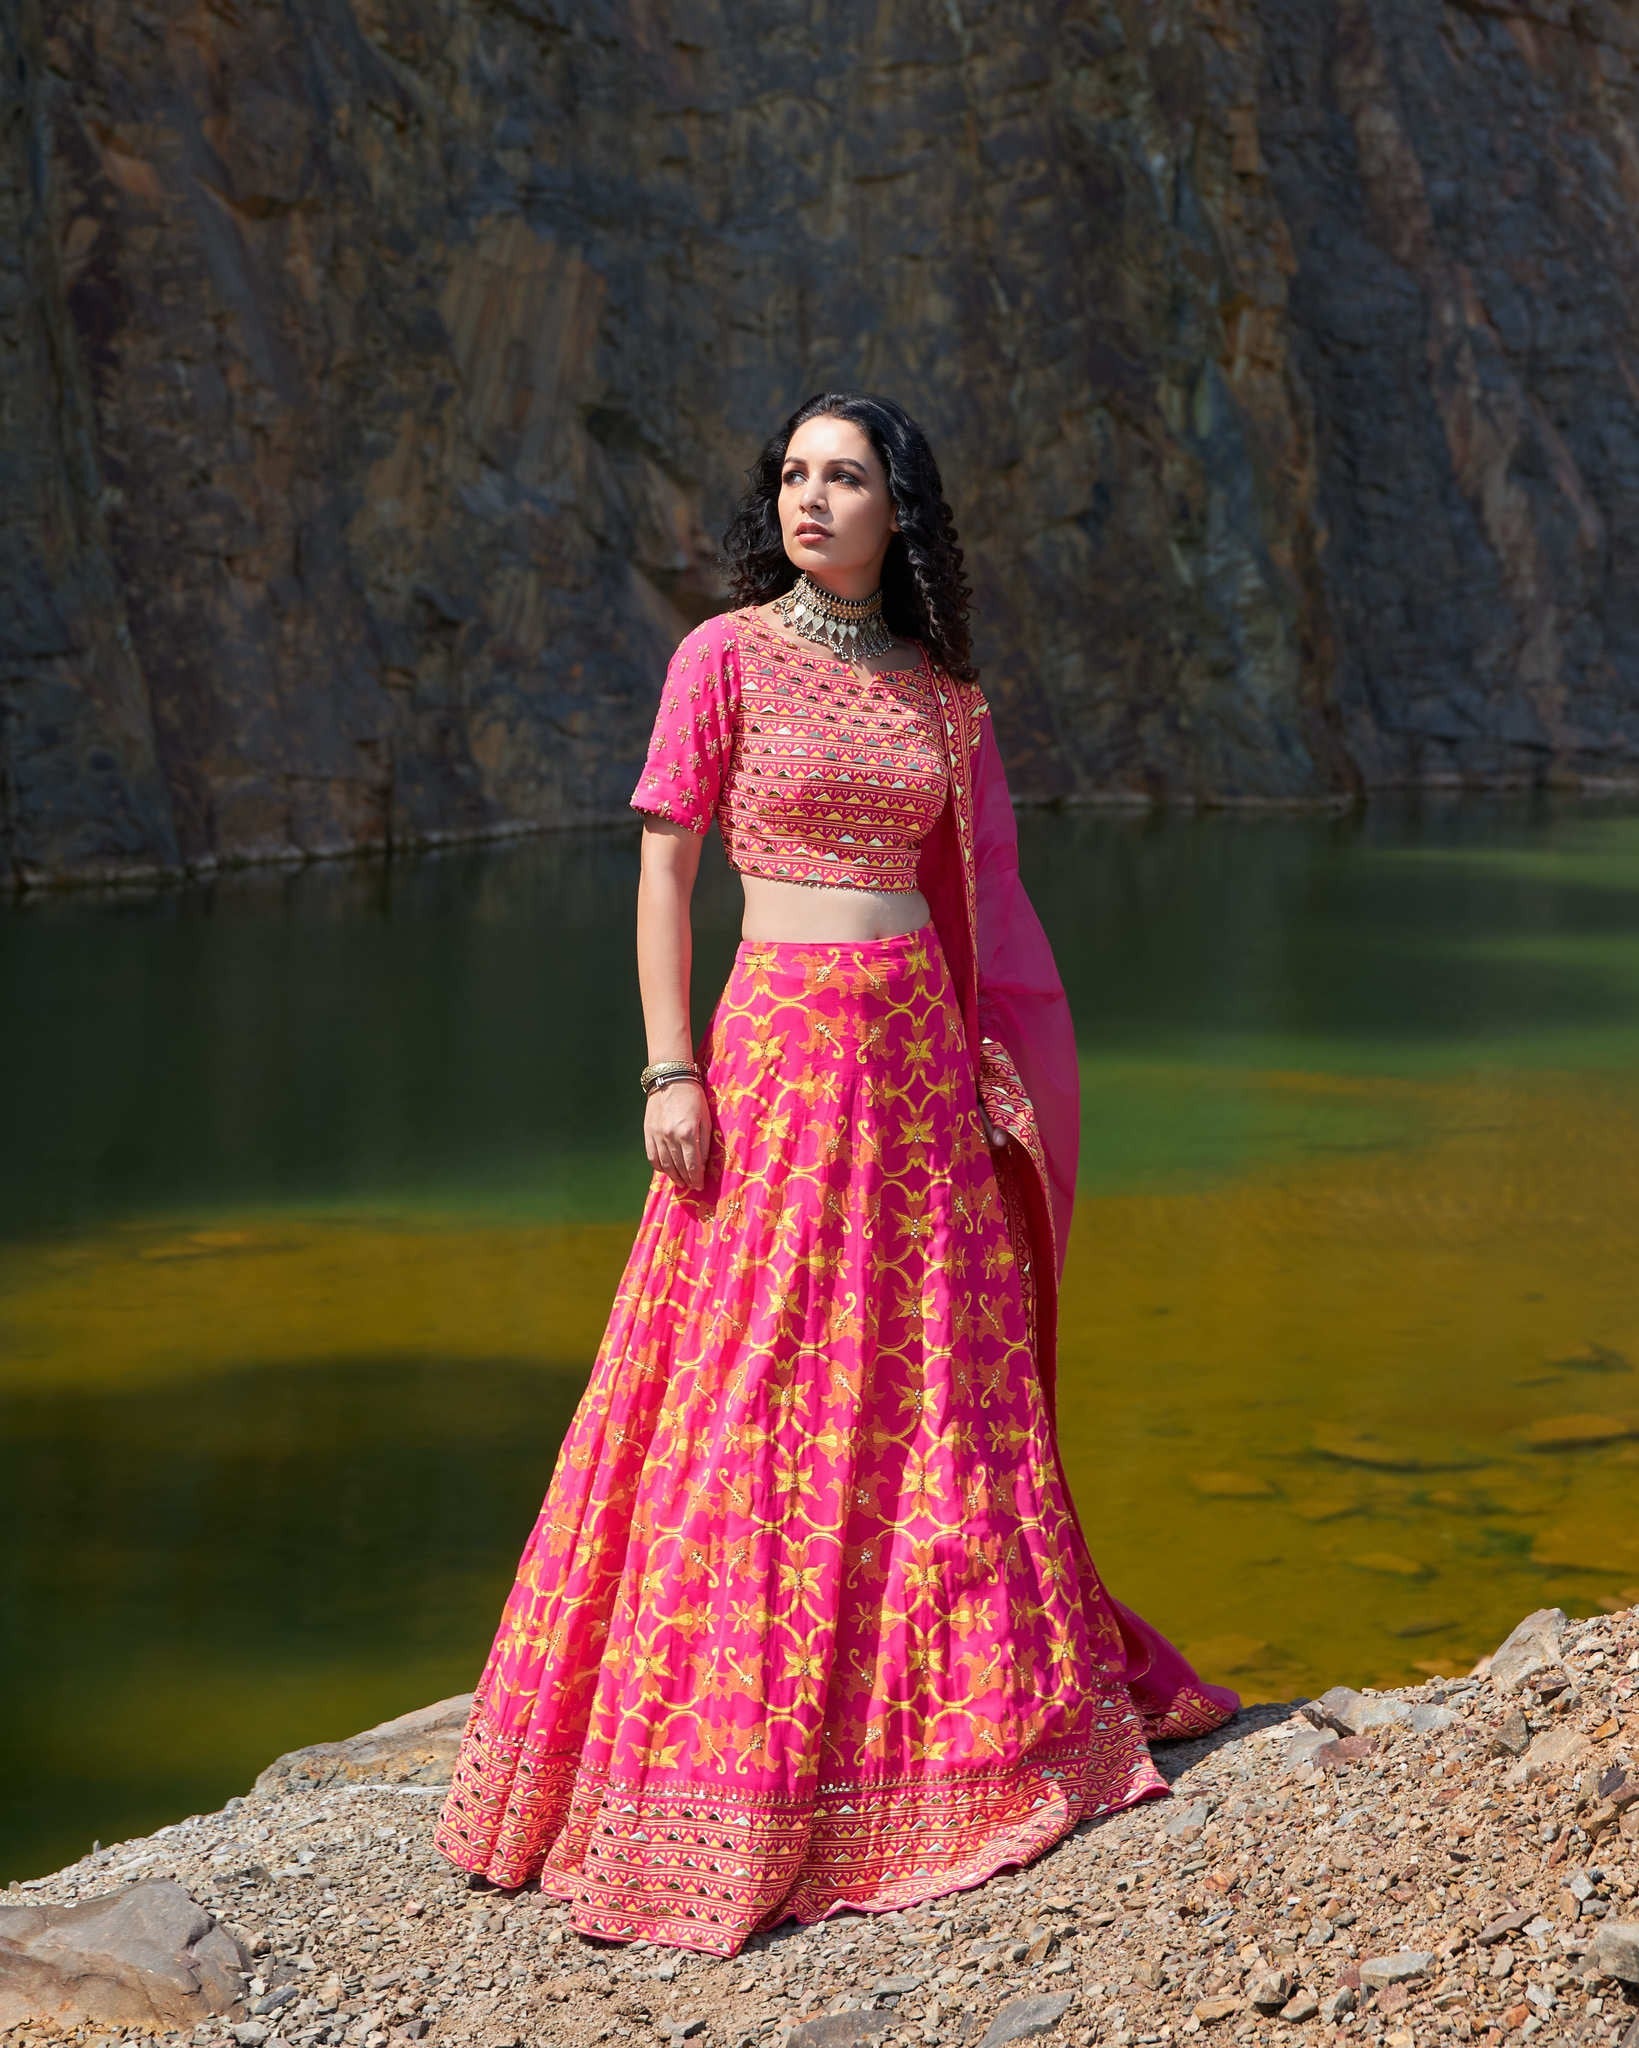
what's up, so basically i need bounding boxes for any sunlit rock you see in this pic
[1532,1522,1639,1578]
[1311,1425,1482,1473]
[0,1880,247,2033]
[252,1694,475,1796]
[1349,1551,1434,1580]
[1189,1470,1278,1498]
[1522,1414,1639,1451]
[1483,1607,1567,1693]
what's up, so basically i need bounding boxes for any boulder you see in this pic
[1508,1723,1589,1787]
[976,1993,1076,2048]
[1485,1610,1568,1694]
[0,1879,248,2033]
[253,1692,475,1795]
[1590,1922,1639,1986]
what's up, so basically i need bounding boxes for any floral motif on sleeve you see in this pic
[629,620,740,834]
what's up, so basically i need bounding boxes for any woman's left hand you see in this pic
[980,1105,1010,1150]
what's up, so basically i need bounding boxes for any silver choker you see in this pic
[774,571,896,661]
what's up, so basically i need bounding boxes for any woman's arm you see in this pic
[636,818,714,1193]
[627,613,741,1195]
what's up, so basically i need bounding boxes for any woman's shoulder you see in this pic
[668,605,758,667]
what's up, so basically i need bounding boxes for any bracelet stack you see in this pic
[640,1059,703,1096]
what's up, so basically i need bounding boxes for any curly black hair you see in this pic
[720,391,976,682]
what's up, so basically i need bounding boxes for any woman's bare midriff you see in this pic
[739,872,932,942]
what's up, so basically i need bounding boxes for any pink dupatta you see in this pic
[912,662,1074,1412]
[915,654,1241,1742]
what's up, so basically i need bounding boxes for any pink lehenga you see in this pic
[432,609,1238,1954]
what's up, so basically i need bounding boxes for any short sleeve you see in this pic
[628,618,740,834]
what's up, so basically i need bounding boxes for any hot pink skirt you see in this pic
[433,920,1235,1954]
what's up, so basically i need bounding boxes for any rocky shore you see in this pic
[4,1606,1638,2048]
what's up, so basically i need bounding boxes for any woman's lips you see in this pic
[794,526,831,541]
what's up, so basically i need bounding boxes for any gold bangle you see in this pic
[640,1059,700,1095]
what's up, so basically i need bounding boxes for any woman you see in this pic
[432,392,1238,1957]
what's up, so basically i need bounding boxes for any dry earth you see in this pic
[4,1605,1638,2048]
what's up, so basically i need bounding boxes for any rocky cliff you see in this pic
[5,0,1638,889]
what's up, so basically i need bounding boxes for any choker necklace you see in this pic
[775,570,896,661]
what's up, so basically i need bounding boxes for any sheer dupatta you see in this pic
[913,661,1075,1417]
[915,654,1241,1743]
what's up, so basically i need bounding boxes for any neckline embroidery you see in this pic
[733,604,929,684]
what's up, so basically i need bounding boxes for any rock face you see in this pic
[6,0,1639,888]
[0,1878,248,2031]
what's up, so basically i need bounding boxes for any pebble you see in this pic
[1491,1708,1532,1757]
[1161,1796,1216,1838]
[1245,1968,1291,2012]
[1358,1949,1436,1989]
[1476,1907,1535,1944]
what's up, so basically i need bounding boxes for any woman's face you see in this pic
[777,415,900,595]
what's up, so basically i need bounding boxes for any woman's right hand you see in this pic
[644,1078,714,1192]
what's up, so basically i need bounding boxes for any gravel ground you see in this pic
[5,1604,1638,2048]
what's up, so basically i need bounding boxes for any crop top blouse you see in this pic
[628,605,977,893]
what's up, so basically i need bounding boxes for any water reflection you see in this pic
[4,792,1639,1881]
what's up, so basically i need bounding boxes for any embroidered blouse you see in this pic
[628,605,986,893]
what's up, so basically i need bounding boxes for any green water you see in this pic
[5,794,1639,1883]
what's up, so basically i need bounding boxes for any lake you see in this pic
[4,792,1638,1883]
